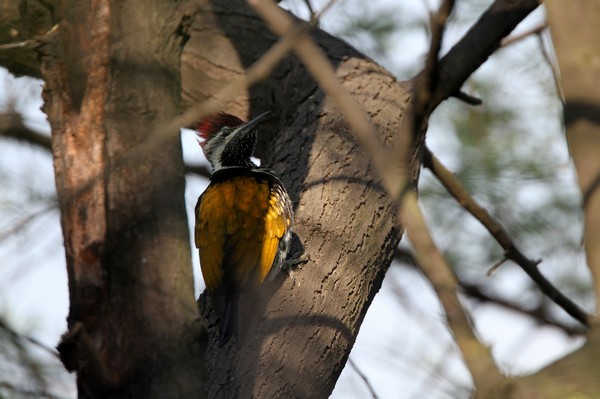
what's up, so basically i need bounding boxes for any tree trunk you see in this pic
[184,2,405,396]
[546,0,600,315]
[37,1,206,397]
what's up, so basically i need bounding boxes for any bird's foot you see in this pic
[283,254,309,287]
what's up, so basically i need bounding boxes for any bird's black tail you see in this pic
[218,292,240,347]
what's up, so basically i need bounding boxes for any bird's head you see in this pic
[196,111,270,171]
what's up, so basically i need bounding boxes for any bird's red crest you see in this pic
[196,112,245,142]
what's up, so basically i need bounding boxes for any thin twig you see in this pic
[422,147,590,326]
[500,23,547,47]
[453,90,482,106]
[0,203,56,243]
[0,40,33,51]
[486,257,508,276]
[536,32,564,103]
[303,0,317,25]
[1,112,52,150]
[185,164,212,178]
[414,0,455,129]
[500,23,563,103]
[309,0,338,25]
[461,282,586,336]
[1,111,211,179]
[348,358,379,399]
[0,381,72,399]
[0,318,60,357]
[0,318,64,398]
[394,250,586,336]
[0,24,59,51]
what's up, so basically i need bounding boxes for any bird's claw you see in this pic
[283,254,309,287]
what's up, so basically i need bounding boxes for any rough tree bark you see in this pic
[15,1,206,398]
[184,2,406,397]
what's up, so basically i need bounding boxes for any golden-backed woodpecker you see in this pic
[194,111,293,346]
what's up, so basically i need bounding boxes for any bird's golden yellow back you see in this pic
[195,173,291,294]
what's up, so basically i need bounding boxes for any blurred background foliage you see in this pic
[0,0,592,398]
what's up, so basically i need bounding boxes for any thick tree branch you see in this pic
[429,0,541,108]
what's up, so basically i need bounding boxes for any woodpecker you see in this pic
[194,111,293,346]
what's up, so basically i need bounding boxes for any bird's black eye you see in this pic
[220,127,234,137]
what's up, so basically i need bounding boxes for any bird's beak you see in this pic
[234,111,271,138]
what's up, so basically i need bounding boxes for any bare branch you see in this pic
[500,23,547,47]
[0,381,71,399]
[536,32,564,103]
[394,250,586,335]
[0,40,34,51]
[0,318,60,358]
[0,113,51,150]
[1,112,211,179]
[453,90,483,106]
[0,203,55,243]
[414,0,455,127]
[486,256,509,276]
[461,283,586,336]
[0,24,59,78]
[400,194,501,389]
[430,0,541,108]
[0,319,52,398]
[157,21,306,139]
[422,147,591,326]
[405,0,504,389]
[348,358,379,399]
